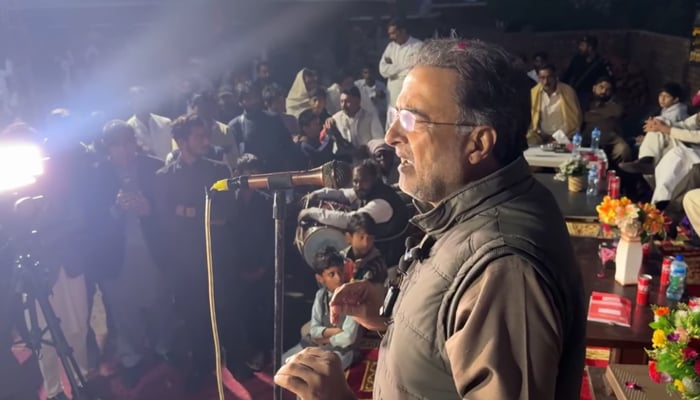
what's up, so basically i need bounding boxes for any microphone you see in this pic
[210,160,352,191]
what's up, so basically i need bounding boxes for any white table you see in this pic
[524,147,604,168]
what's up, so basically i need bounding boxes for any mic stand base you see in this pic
[272,191,286,400]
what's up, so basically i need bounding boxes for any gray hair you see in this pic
[414,39,531,165]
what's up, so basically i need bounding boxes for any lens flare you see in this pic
[0,143,44,192]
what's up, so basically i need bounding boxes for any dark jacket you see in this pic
[342,245,387,285]
[373,157,586,399]
[82,154,165,282]
[229,110,304,172]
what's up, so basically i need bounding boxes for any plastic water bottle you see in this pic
[591,127,601,151]
[572,131,582,155]
[666,255,688,301]
[587,165,599,196]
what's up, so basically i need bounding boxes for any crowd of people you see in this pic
[3,11,700,400]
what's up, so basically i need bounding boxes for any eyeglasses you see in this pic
[387,107,476,132]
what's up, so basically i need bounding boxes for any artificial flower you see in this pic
[649,361,661,383]
[684,347,698,361]
[676,310,690,328]
[675,379,686,393]
[677,328,689,343]
[653,329,667,348]
[668,333,681,342]
[655,307,670,317]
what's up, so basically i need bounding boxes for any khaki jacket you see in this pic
[527,82,582,145]
[373,157,586,400]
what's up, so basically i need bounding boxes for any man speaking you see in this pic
[275,39,586,400]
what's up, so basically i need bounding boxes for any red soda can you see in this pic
[637,274,652,305]
[609,176,620,199]
[596,160,606,181]
[661,256,674,286]
[607,170,616,194]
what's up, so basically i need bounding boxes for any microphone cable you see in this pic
[204,188,225,400]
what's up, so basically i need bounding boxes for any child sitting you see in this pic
[282,246,360,369]
[342,212,388,285]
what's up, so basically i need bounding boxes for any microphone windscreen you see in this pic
[322,160,352,188]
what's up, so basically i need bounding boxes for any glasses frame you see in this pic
[387,107,476,132]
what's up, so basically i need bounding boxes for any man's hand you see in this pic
[323,117,336,131]
[298,208,319,223]
[644,118,671,135]
[117,191,151,216]
[330,280,388,331]
[274,347,355,400]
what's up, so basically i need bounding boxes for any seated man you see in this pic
[297,108,334,168]
[324,86,384,149]
[685,189,700,237]
[282,246,360,370]
[648,114,700,204]
[298,159,410,263]
[620,82,689,174]
[581,75,631,166]
[526,64,582,145]
[342,212,388,285]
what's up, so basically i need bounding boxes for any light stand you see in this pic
[272,190,285,400]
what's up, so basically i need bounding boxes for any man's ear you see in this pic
[464,126,497,165]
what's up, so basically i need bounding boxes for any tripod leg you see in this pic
[34,294,90,399]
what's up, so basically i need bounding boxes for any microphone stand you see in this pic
[272,190,285,400]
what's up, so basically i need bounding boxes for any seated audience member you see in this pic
[309,88,332,122]
[286,68,319,118]
[282,247,360,370]
[297,109,334,168]
[299,159,409,263]
[526,64,582,145]
[646,114,700,204]
[663,163,700,233]
[325,86,384,148]
[581,75,631,166]
[326,69,354,115]
[262,83,298,136]
[621,82,689,174]
[367,138,399,185]
[342,213,387,285]
[684,189,700,239]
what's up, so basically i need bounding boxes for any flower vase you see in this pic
[568,175,585,192]
[615,233,643,285]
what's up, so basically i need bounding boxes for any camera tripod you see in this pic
[11,239,96,400]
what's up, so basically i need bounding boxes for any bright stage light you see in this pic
[0,143,45,193]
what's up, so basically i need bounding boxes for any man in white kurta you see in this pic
[649,113,700,203]
[126,86,174,160]
[328,86,384,148]
[379,19,422,124]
